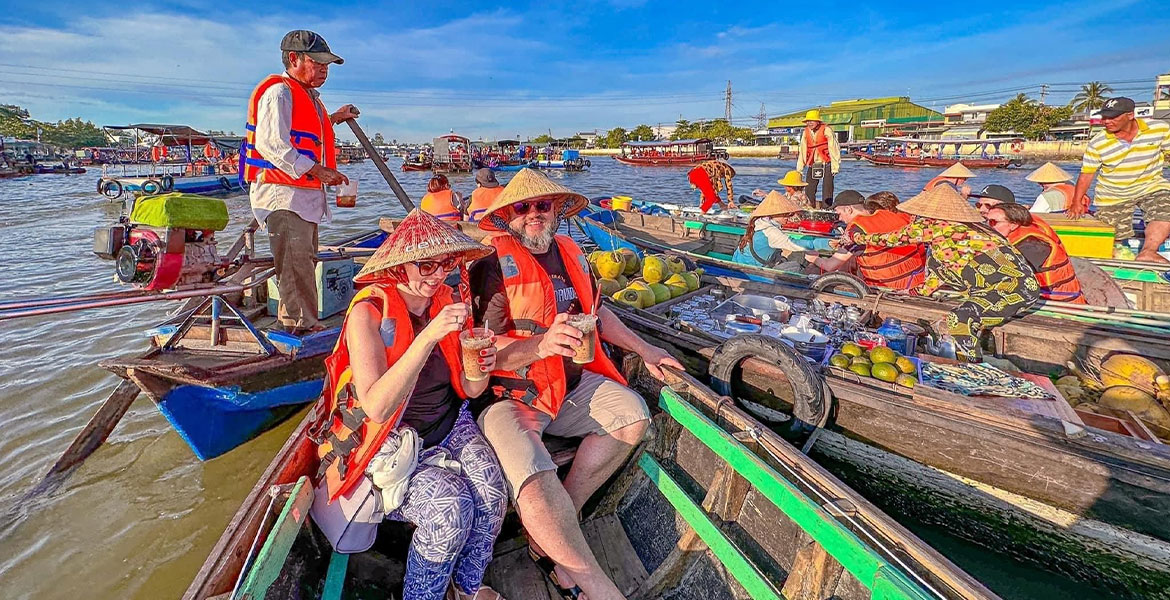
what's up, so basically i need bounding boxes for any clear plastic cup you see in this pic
[565,314,598,364]
[336,179,358,207]
[459,327,494,381]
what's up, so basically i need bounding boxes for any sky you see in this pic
[1,0,1169,143]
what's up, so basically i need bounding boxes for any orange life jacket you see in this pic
[804,126,832,165]
[467,186,505,222]
[421,189,462,221]
[151,145,168,162]
[1007,224,1086,304]
[924,176,958,191]
[242,74,336,189]
[1047,183,1090,212]
[851,210,926,290]
[310,283,467,502]
[488,234,627,417]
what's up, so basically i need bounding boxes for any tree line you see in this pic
[1,104,107,149]
[983,81,1118,140]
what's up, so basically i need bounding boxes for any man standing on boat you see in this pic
[1070,97,1170,264]
[795,110,841,208]
[244,30,356,334]
[470,169,683,600]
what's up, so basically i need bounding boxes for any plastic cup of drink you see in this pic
[336,180,358,207]
[566,314,598,364]
[459,327,494,382]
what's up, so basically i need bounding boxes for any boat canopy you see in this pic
[622,138,712,147]
[435,134,471,143]
[875,135,1024,144]
[104,124,241,150]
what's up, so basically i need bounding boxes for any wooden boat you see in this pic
[851,137,1024,169]
[613,138,728,166]
[531,147,590,171]
[400,160,432,172]
[432,134,474,173]
[600,276,1170,597]
[30,163,87,175]
[97,124,245,199]
[336,145,367,164]
[184,367,996,600]
[574,206,1170,317]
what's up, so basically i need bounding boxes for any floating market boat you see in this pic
[576,205,1170,313]
[530,146,591,171]
[431,134,474,174]
[613,138,728,166]
[336,145,366,164]
[594,269,1170,598]
[28,163,87,175]
[184,367,996,600]
[400,157,432,172]
[851,137,1024,169]
[97,124,244,200]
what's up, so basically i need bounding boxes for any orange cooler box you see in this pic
[1037,215,1115,259]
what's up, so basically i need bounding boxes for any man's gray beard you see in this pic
[508,218,559,252]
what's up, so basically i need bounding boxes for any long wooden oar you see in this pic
[341,110,415,212]
[43,379,141,480]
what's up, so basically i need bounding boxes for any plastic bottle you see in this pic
[876,317,907,355]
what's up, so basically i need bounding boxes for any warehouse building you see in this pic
[767,97,944,143]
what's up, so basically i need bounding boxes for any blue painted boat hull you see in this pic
[158,379,324,460]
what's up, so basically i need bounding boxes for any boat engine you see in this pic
[93,195,230,291]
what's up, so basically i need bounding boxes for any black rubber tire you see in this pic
[101,180,123,199]
[141,179,162,194]
[96,178,104,194]
[810,272,869,299]
[161,175,174,191]
[219,176,232,191]
[708,334,830,439]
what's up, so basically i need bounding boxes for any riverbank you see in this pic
[581,141,1087,162]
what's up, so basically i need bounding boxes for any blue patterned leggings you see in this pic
[387,406,509,599]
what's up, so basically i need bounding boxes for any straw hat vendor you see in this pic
[849,185,1040,362]
[469,168,683,600]
[776,169,812,208]
[732,190,805,269]
[311,209,511,600]
[923,163,975,198]
[807,190,926,291]
[687,159,737,213]
[1026,162,1089,214]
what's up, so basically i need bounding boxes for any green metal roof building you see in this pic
[768,97,944,142]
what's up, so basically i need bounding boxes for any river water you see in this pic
[0,157,1086,599]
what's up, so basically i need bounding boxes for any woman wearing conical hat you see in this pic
[923,162,975,198]
[850,185,1041,362]
[1026,161,1089,214]
[313,209,512,600]
[732,190,805,269]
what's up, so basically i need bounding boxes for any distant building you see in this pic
[652,124,677,140]
[576,131,599,148]
[767,97,944,143]
[943,103,1001,125]
[1153,73,1170,119]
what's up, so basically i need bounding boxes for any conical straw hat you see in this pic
[751,190,801,220]
[355,209,494,283]
[1026,161,1073,184]
[937,162,975,179]
[478,168,588,232]
[897,183,984,223]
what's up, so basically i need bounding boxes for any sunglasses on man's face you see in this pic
[413,256,459,277]
[975,201,1000,210]
[512,200,554,215]
[986,218,1003,227]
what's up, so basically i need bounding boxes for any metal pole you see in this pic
[342,110,415,212]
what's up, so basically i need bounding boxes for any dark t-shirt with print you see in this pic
[469,243,591,404]
[397,310,461,448]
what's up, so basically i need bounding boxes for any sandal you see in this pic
[527,547,582,600]
[446,581,506,600]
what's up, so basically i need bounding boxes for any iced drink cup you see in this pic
[459,327,494,382]
[566,314,598,365]
[336,180,358,207]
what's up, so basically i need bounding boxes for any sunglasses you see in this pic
[413,256,459,277]
[511,200,554,215]
[974,201,1000,210]
[986,218,1002,227]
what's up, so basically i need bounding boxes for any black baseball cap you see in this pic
[1099,97,1135,118]
[970,184,1015,205]
[833,190,865,207]
[281,30,344,65]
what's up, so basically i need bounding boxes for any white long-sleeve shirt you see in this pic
[249,75,331,227]
[756,218,805,254]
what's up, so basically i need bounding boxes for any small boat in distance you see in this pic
[851,136,1024,169]
[431,133,473,173]
[335,145,366,164]
[613,138,728,166]
[96,124,245,199]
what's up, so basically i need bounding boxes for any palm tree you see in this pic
[1070,81,1113,113]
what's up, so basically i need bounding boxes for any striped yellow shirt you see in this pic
[1081,118,1170,205]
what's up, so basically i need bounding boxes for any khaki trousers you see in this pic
[266,210,319,329]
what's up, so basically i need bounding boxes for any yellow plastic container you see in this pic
[611,195,633,211]
[1041,215,1116,259]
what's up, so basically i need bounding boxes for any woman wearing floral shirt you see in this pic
[851,185,1040,362]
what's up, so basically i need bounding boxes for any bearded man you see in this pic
[469,169,683,600]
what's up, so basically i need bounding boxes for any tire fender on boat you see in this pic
[101,179,123,199]
[142,179,162,194]
[218,176,232,191]
[161,175,175,192]
[708,334,831,440]
[809,272,870,298]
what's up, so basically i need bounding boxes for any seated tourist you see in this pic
[470,169,683,600]
[1026,161,1089,214]
[421,173,465,221]
[986,202,1086,304]
[732,190,805,269]
[923,163,974,198]
[806,190,926,291]
[310,209,509,600]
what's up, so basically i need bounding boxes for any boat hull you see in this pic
[853,152,1013,169]
[612,154,716,166]
[101,173,244,196]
